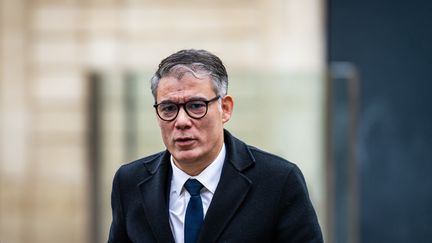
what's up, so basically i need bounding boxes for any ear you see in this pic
[221,95,234,123]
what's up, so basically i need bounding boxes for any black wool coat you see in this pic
[108,130,323,243]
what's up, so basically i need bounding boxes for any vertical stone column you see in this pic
[0,0,32,242]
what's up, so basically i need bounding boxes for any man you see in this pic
[108,49,323,243]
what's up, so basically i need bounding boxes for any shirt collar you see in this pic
[170,143,226,195]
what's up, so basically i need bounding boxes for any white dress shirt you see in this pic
[169,144,226,243]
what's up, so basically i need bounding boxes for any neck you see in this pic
[174,161,208,176]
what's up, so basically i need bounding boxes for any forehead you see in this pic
[156,74,215,100]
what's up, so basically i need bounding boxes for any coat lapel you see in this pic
[137,152,175,243]
[198,130,255,243]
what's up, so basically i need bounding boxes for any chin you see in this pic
[172,149,201,164]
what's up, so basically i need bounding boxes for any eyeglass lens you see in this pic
[157,100,208,120]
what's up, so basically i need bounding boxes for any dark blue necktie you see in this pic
[184,179,204,243]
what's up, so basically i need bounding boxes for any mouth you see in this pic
[174,137,196,147]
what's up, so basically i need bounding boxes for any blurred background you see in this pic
[0,0,431,243]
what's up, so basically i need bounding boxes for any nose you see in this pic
[174,105,192,129]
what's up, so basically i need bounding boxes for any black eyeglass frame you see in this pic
[153,95,221,121]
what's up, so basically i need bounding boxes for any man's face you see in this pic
[155,73,233,169]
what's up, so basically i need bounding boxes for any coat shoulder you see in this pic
[247,145,298,172]
[115,151,166,183]
[240,144,308,185]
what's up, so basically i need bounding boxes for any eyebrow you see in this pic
[159,96,208,104]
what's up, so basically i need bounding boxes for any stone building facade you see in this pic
[0,0,324,242]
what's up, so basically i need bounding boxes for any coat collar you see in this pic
[137,129,255,243]
[223,129,256,171]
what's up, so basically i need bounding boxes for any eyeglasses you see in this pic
[153,96,220,121]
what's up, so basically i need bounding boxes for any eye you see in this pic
[187,101,206,110]
[159,103,177,113]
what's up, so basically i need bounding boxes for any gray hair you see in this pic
[150,49,228,100]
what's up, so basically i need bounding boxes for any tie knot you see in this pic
[184,179,203,196]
